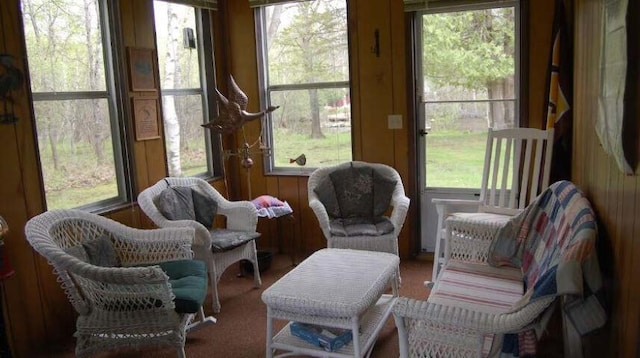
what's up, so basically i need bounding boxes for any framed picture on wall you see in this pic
[127,47,157,92]
[133,96,161,141]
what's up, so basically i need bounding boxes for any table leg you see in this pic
[351,316,361,357]
[266,307,274,358]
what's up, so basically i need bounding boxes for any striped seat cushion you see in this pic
[430,260,523,356]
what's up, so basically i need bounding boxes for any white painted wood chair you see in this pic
[429,128,554,285]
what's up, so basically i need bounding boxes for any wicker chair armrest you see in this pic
[390,194,410,236]
[308,197,331,239]
[444,216,506,263]
[68,261,169,285]
[114,227,195,266]
[217,200,259,232]
[68,263,177,312]
[393,296,555,335]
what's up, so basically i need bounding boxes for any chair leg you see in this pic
[177,346,186,358]
[186,307,217,332]
[250,241,262,287]
[208,260,221,313]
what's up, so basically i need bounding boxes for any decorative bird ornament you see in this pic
[289,154,306,166]
[202,75,279,134]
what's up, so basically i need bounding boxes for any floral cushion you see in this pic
[328,217,394,237]
[372,170,397,216]
[330,165,374,218]
[313,177,341,218]
[210,229,261,252]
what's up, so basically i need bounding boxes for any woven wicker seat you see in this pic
[24,209,215,358]
[138,177,262,313]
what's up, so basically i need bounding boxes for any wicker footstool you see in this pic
[262,248,399,357]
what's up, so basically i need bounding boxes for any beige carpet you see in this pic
[44,252,433,358]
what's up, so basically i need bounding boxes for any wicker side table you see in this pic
[262,248,399,358]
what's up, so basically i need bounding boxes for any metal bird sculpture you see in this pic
[202,75,279,134]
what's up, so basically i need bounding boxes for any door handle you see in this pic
[419,129,429,136]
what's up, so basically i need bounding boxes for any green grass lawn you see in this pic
[43,129,490,209]
[426,130,487,188]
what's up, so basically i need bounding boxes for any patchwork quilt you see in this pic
[489,180,606,357]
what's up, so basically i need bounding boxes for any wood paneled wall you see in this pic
[573,0,640,355]
[222,0,415,258]
[0,0,632,355]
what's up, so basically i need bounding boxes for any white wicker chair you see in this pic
[137,177,261,313]
[307,161,410,256]
[394,181,604,357]
[430,128,554,284]
[24,209,215,358]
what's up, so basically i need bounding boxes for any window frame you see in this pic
[27,0,132,212]
[254,2,352,175]
[153,1,223,179]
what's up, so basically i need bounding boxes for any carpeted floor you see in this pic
[46,253,434,358]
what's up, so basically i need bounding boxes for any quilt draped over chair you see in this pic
[394,181,606,357]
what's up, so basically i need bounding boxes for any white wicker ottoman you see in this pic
[262,248,399,358]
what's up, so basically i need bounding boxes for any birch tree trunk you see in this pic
[163,6,182,176]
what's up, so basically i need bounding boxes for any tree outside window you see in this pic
[258,0,351,170]
[22,0,126,209]
[154,1,216,178]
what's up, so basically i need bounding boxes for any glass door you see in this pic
[416,3,520,252]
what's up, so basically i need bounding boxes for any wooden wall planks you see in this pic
[2,0,638,355]
[574,0,640,355]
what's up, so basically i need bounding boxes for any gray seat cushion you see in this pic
[210,229,261,252]
[328,217,394,237]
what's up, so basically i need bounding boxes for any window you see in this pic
[415,2,520,188]
[22,0,127,210]
[255,0,351,172]
[153,1,221,177]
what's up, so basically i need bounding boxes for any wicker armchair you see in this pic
[24,209,215,358]
[138,177,261,313]
[308,161,410,257]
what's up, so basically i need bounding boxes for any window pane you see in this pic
[22,0,106,92]
[270,88,351,168]
[423,8,515,102]
[266,1,349,85]
[422,7,517,189]
[154,2,201,90]
[260,0,351,170]
[33,99,119,209]
[154,2,210,177]
[162,94,208,176]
